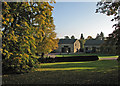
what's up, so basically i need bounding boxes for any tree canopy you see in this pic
[64,36,70,39]
[80,33,84,40]
[96,1,120,56]
[86,36,93,40]
[71,35,75,39]
[2,2,58,73]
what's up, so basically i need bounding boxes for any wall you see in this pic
[84,45,100,53]
[56,44,74,53]
[74,40,80,53]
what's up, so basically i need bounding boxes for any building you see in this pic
[56,39,80,53]
[84,39,104,53]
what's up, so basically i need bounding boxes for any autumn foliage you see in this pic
[2,2,58,73]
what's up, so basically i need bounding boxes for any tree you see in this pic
[64,36,69,39]
[96,32,104,40]
[71,35,75,39]
[95,33,100,39]
[86,36,93,40]
[100,32,104,40]
[96,1,120,57]
[79,33,85,52]
[80,33,84,39]
[2,2,58,73]
[100,32,104,38]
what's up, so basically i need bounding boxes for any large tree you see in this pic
[96,1,120,57]
[2,2,58,73]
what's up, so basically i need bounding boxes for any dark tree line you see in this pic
[96,1,120,58]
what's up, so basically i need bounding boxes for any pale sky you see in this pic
[51,2,116,39]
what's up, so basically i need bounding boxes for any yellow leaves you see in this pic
[4,2,7,5]
[13,36,18,42]
[19,59,22,63]
[3,53,6,56]
[11,18,14,22]
[0,48,3,53]
[10,53,13,55]
[2,16,5,20]
[20,54,22,57]
[3,21,7,25]
[27,48,31,54]
[31,43,36,49]
[30,36,35,41]
[25,36,29,39]
[22,65,29,69]
[11,30,14,34]
[6,18,9,22]
[2,44,5,47]
[26,30,29,34]
[24,22,28,26]
[24,22,30,29]
[24,53,29,58]
[25,40,29,44]
[42,11,46,15]
[4,49,8,53]
[16,24,20,27]
[7,54,11,59]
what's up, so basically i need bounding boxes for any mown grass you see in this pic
[2,60,119,85]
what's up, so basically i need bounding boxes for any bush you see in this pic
[55,56,99,62]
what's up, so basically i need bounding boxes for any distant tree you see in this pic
[95,33,100,39]
[86,36,93,40]
[96,32,104,40]
[100,32,104,40]
[80,33,84,39]
[96,1,120,58]
[64,36,69,39]
[100,32,104,38]
[71,35,75,39]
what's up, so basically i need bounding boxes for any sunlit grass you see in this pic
[35,67,96,71]
[99,56,118,58]
[3,60,119,84]
[56,54,118,59]
[39,60,118,72]
[40,61,93,66]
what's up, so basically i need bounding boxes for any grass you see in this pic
[2,60,119,85]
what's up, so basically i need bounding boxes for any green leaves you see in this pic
[2,2,58,73]
[96,1,120,55]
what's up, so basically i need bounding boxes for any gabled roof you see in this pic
[58,39,77,44]
[85,39,104,46]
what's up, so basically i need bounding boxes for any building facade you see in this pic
[56,39,80,53]
[84,39,104,53]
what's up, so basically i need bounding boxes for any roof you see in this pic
[58,39,77,44]
[85,39,104,46]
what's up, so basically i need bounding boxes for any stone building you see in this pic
[84,39,104,53]
[56,39,80,53]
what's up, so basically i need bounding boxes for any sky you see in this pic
[51,2,116,39]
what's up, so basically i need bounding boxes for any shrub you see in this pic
[55,56,99,62]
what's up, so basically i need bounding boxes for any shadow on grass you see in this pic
[2,60,119,84]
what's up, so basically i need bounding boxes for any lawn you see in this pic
[2,60,119,85]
